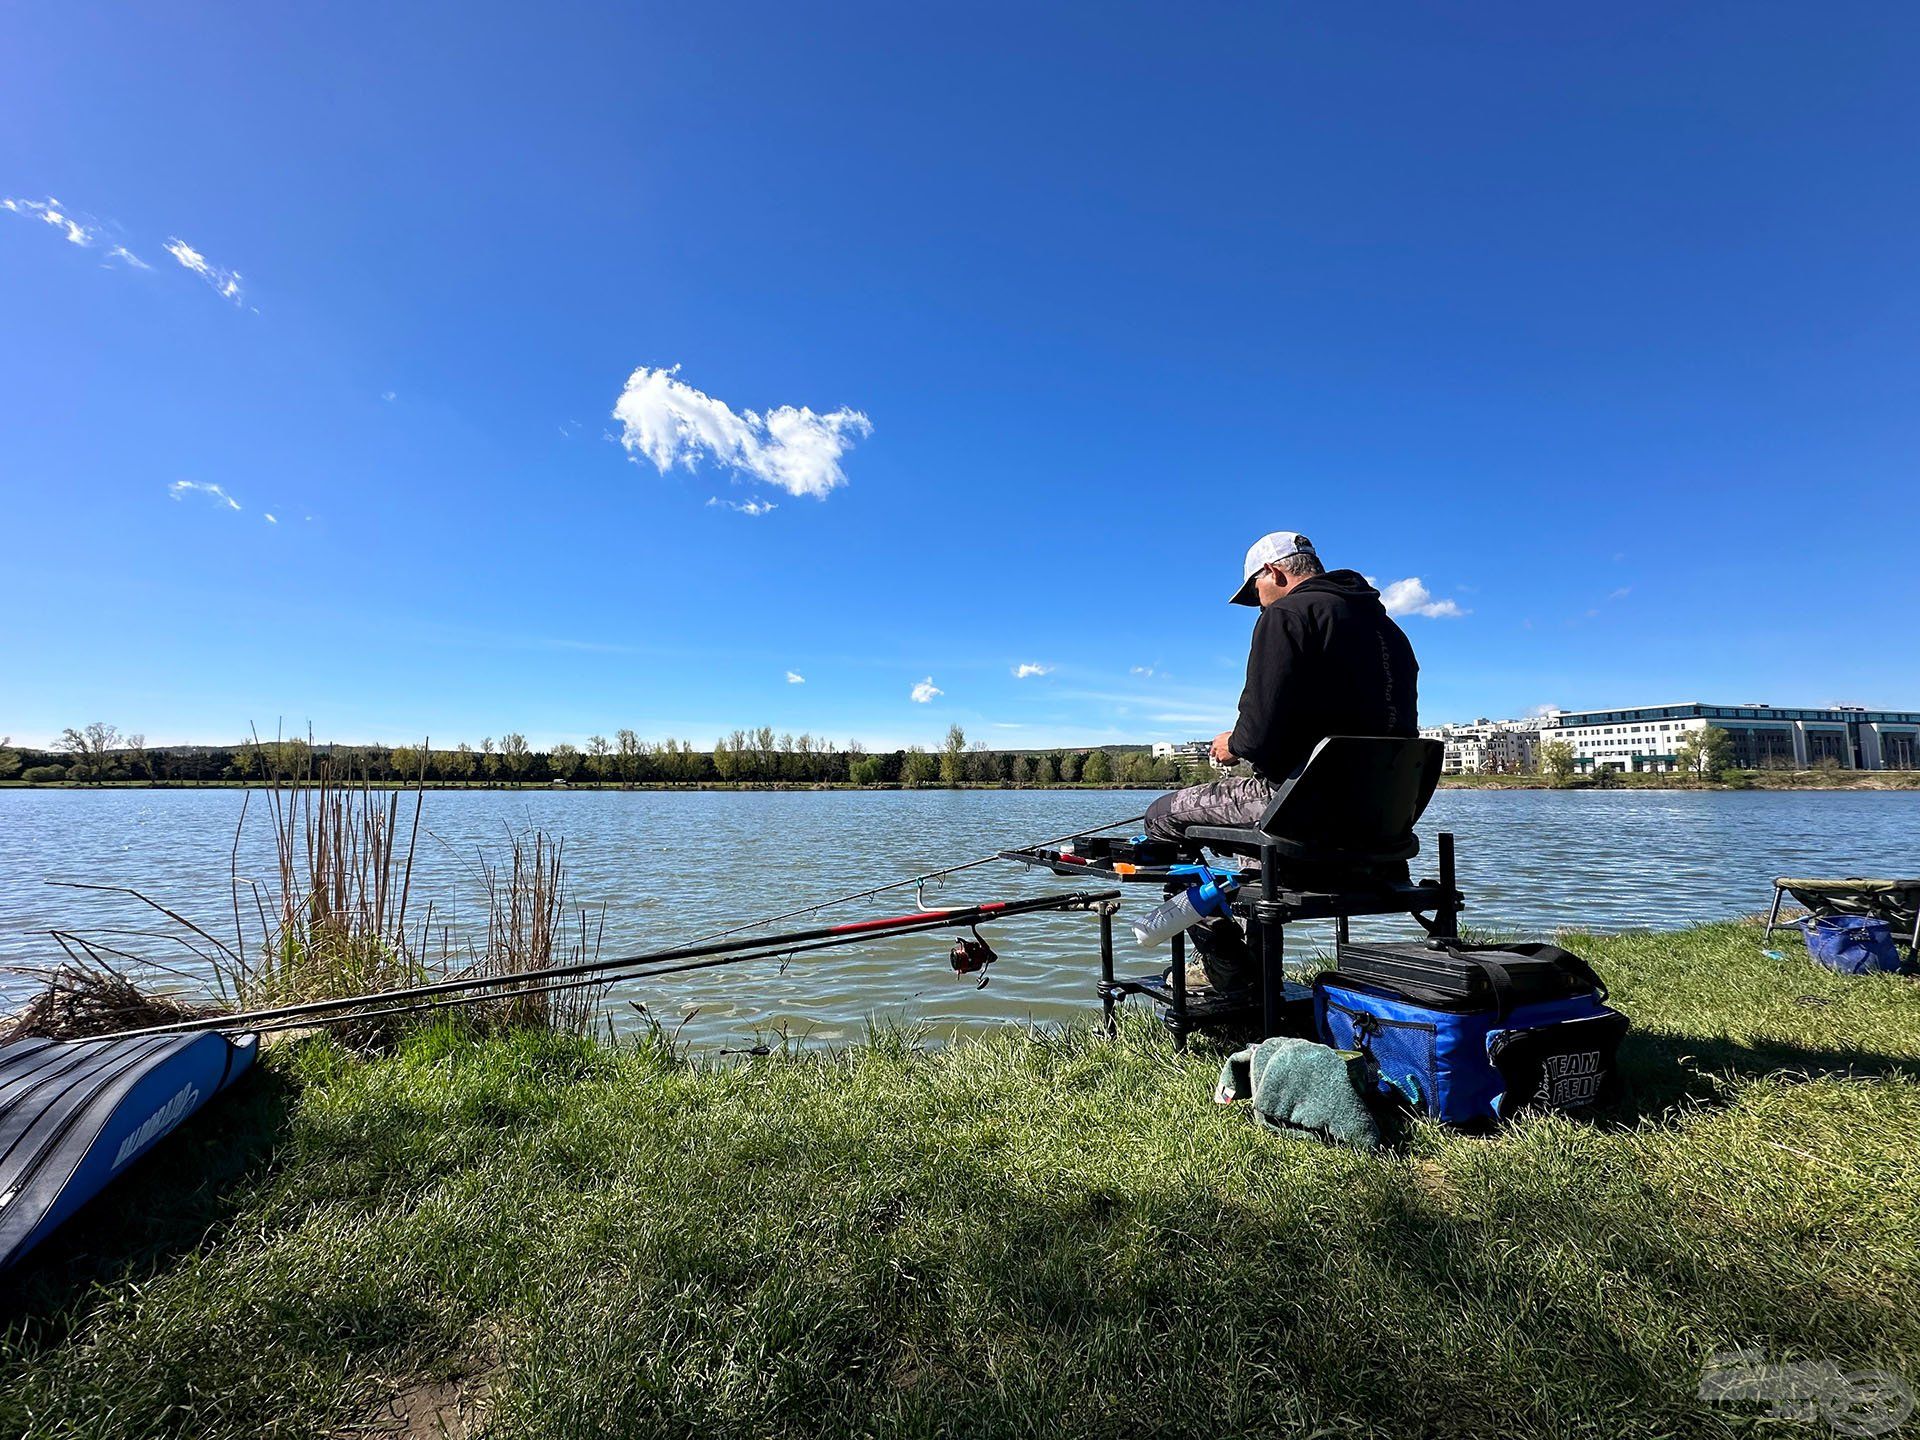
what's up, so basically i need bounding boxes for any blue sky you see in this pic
[4,3,1917,751]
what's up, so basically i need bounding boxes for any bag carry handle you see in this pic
[1466,952,1519,1022]
[1456,941,1608,1008]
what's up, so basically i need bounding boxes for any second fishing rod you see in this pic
[96,889,1121,1041]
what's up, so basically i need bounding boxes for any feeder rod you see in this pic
[239,917,1009,1035]
[94,890,1120,1040]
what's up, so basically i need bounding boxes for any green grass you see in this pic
[4,922,1918,1438]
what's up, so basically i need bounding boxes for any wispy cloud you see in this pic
[168,480,241,512]
[381,390,397,403]
[1012,662,1053,679]
[1569,585,1632,625]
[1130,665,1157,678]
[2,196,98,246]
[1374,576,1467,619]
[707,496,777,517]
[615,365,872,501]
[164,237,244,304]
[263,513,278,524]
[4,195,151,269]
[910,677,943,704]
[786,671,806,684]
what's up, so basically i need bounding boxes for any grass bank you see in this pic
[4,921,1917,1438]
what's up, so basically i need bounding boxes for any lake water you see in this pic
[2,787,1915,1047]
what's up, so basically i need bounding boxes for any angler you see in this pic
[1143,530,1420,998]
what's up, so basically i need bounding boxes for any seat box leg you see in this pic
[1255,914,1285,1038]
[1436,831,1462,941]
[1097,903,1118,1036]
[1169,930,1188,1051]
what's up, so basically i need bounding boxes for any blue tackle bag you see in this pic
[1313,947,1629,1126]
[1800,915,1901,975]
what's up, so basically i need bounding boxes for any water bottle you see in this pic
[1131,889,1206,948]
[1131,875,1231,948]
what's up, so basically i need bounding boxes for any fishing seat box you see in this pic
[1313,941,1628,1126]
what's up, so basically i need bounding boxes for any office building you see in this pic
[1536,702,1920,773]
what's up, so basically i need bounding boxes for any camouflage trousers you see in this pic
[1143,774,1276,843]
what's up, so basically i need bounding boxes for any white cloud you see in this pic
[164,237,244,304]
[382,390,397,403]
[706,496,778,517]
[5,197,145,269]
[614,365,871,500]
[2,196,98,246]
[264,513,278,524]
[786,671,805,684]
[1012,663,1053,679]
[1608,586,1632,600]
[910,677,943,704]
[168,480,241,512]
[1130,665,1156,678]
[1374,576,1467,619]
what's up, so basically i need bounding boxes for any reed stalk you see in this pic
[459,830,608,1037]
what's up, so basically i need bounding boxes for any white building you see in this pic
[1152,739,1222,770]
[1535,702,1920,773]
[1419,719,1538,775]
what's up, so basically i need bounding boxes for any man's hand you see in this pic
[1211,731,1236,765]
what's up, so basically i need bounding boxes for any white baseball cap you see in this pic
[1231,531,1316,606]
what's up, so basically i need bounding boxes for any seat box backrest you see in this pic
[1259,736,1442,857]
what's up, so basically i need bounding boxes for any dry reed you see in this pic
[457,830,609,1036]
[1,955,221,1042]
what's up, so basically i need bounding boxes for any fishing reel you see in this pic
[949,926,998,988]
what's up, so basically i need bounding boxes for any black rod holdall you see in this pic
[1332,940,1607,1020]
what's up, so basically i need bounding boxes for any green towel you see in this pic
[1215,1037,1380,1150]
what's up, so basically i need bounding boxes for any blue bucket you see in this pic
[1801,915,1901,975]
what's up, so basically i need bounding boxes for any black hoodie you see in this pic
[1226,569,1419,781]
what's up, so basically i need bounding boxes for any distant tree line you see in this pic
[0,722,1195,788]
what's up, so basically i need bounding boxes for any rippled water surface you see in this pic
[2,787,1915,1046]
